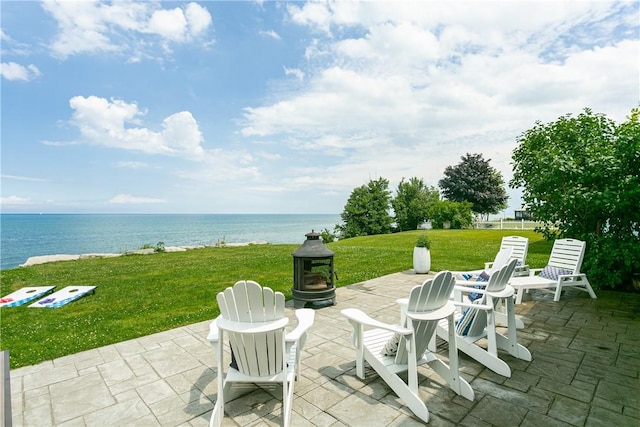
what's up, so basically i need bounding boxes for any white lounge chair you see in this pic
[342,271,474,424]
[207,280,315,427]
[457,247,513,280]
[509,238,596,303]
[487,236,530,277]
[439,259,531,377]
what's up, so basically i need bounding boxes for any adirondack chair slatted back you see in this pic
[396,271,456,364]
[217,280,286,377]
[547,239,585,273]
[488,247,513,274]
[501,236,529,265]
[461,259,517,338]
[485,259,517,294]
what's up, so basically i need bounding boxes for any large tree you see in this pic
[438,153,508,219]
[391,177,440,231]
[511,107,640,290]
[339,177,393,238]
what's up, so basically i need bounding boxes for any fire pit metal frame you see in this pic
[291,231,336,308]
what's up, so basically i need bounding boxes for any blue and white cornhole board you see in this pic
[29,286,96,308]
[0,286,55,307]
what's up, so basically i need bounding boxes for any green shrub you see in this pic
[430,200,474,229]
[415,233,431,249]
[320,227,338,243]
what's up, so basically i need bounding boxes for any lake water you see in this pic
[0,214,341,270]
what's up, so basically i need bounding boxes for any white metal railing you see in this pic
[473,220,542,230]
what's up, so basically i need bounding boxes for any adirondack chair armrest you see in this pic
[405,301,457,321]
[454,284,485,293]
[216,317,289,334]
[286,308,315,342]
[514,264,530,275]
[341,308,412,335]
[453,284,488,301]
[455,281,515,297]
[450,284,480,303]
[451,300,493,311]
[207,317,219,344]
[486,285,515,299]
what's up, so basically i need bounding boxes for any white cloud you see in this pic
[68,96,205,159]
[287,2,333,35]
[1,174,46,182]
[41,140,79,147]
[0,195,31,205]
[41,0,212,59]
[239,0,638,215]
[42,0,123,58]
[260,29,281,40]
[0,62,41,81]
[5,1,636,216]
[146,7,188,42]
[108,194,165,204]
[174,148,260,183]
[114,161,151,170]
[185,2,213,36]
[284,66,304,81]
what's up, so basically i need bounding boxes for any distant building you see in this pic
[514,209,532,220]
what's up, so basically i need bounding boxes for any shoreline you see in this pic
[1,212,341,270]
[18,241,269,267]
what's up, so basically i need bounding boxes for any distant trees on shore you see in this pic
[336,154,504,239]
[334,106,640,291]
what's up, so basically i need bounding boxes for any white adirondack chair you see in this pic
[457,247,513,279]
[455,247,521,329]
[486,236,529,277]
[439,259,531,377]
[207,280,315,427]
[341,271,474,424]
[509,238,596,303]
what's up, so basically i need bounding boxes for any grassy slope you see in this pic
[0,230,549,368]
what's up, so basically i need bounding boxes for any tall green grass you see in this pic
[0,230,548,368]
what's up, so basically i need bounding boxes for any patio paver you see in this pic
[9,271,640,426]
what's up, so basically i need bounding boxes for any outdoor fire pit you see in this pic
[291,231,336,308]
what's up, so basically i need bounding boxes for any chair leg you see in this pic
[210,335,226,427]
[430,316,475,400]
[554,280,563,301]
[365,348,430,423]
[503,297,532,361]
[495,309,524,329]
[583,277,597,299]
[353,324,365,379]
[282,376,295,427]
[209,398,224,427]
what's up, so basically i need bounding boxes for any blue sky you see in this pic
[1,1,638,215]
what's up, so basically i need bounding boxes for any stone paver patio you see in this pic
[8,271,640,426]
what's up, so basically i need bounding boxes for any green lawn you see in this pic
[0,229,549,368]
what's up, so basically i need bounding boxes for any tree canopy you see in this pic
[430,199,474,229]
[511,107,640,290]
[438,153,508,219]
[339,177,393,238]
[391,177,439,231]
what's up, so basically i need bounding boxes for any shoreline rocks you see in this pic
[19,241,269,267]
